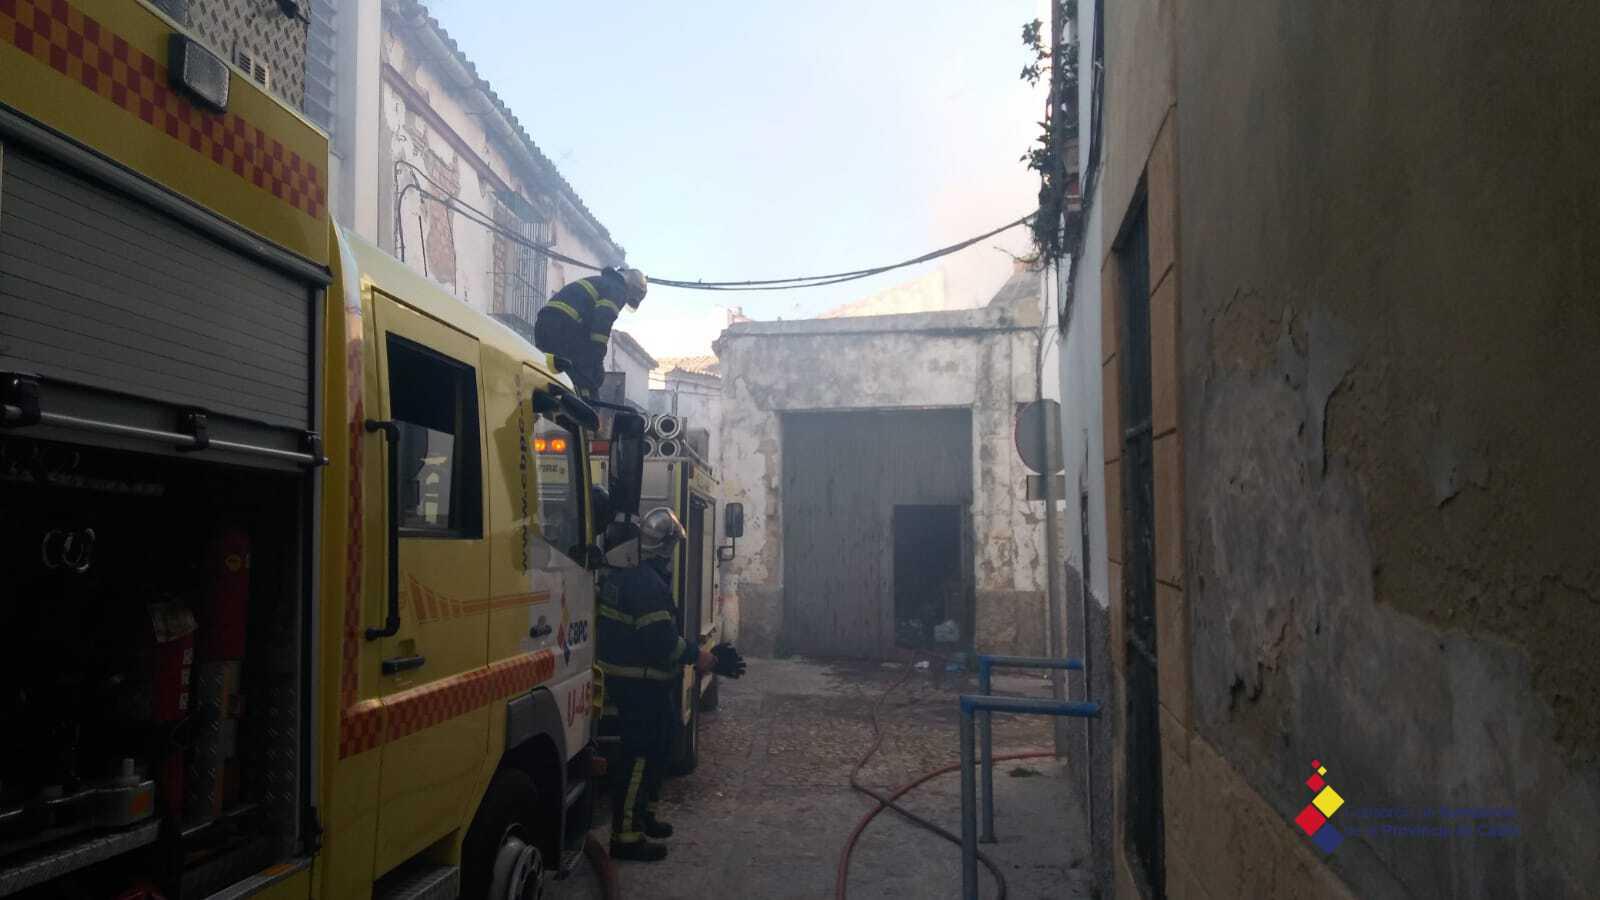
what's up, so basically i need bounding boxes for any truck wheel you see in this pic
[462,769,548,900]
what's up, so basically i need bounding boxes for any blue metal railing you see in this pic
[958,694,1100,900]
[975,655,1085,842]
[953,654,1097,900]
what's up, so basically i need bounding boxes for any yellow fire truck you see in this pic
[0,2,644,897]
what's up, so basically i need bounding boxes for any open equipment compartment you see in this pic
[0,117,323,899]
[0,437,310,899]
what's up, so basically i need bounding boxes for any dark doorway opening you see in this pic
[1118,198,1166,897]
[892,505,969,650]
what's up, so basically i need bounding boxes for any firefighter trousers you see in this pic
[607,686,672,844]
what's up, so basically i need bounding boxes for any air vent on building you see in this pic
[233,47,272,91]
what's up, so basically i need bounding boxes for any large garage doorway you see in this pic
[780,409,972,659]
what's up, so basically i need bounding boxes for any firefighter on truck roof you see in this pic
[534,266,647,397]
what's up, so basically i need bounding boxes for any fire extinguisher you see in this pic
[198,530,251,662]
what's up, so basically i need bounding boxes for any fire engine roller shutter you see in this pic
[1,142,319,466]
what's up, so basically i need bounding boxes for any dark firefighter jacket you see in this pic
[596,563,695,703]
[532,268,629,392]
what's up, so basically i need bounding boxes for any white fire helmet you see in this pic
[639,506,686,560]
[621,268,648,307]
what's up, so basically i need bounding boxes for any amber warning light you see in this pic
[534,437,568,454]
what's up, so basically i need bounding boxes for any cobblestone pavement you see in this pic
[554,656,1093,900]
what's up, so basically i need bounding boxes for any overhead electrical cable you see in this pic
[394,177,1035,293]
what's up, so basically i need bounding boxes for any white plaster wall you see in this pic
[1056,183,1109,611]
[1055,0,1109,613]
[324,0,382,242]
[716,304,1051,650]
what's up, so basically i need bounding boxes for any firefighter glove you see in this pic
[711,642,747,679]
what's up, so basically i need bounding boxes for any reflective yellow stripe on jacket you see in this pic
[596,660,679,682]
[599,605,673,628]
[546,299,582,321]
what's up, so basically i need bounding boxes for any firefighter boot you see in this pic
[643,815,674,839]
[609,838,669,862]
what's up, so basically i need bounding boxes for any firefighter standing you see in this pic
[533,266,648,396]
[597,508,714,862]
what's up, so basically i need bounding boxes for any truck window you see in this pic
[533,415,586,561]
[387,334,483,538]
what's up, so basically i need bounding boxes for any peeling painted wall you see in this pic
[375,24,618,320]
[715,291,1054,657]
[1176,2,1600,897]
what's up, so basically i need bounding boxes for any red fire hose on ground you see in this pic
[834,667,1056,900]
[583,833,622,900]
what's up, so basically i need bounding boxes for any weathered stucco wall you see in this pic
[715,298,1051,657]
[1177,2,1600,897]
[376,20,619,320]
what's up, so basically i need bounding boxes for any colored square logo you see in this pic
[1311,823,1345,854]
[1306,773,1325,791]
[1294,804,1327,836]
[1313,786,1345,818]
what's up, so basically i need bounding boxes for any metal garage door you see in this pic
[780,408,973,658]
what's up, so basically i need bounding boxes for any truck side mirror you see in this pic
[608,412,647,518]
[718,503,743,562]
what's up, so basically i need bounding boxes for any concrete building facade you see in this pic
[1053,1,1600,897]
[714,273,1057,659]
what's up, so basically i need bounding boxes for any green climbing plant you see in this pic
[1019,3,1080,260]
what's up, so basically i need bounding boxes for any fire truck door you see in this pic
[370,291,492,873]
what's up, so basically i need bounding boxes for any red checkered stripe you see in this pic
[1,0,325,218]
[340,396,365,709]
[339,700,383,759]
[384,650,559,746]
[338,650,558,758]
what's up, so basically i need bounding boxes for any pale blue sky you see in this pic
[429,0,1046,357]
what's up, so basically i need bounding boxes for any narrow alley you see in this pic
[558,658,1091,900]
